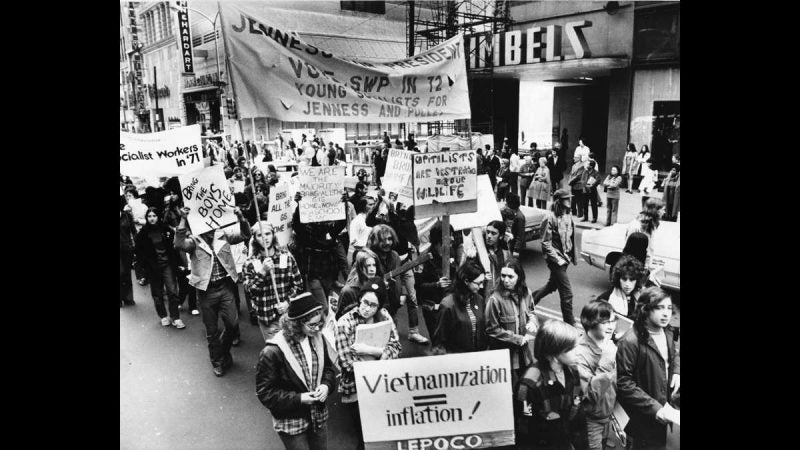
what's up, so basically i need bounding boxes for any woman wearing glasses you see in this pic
[335,280,401,450]
[256,292,337,450]
[432,260,488,354]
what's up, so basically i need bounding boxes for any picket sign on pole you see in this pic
[219,2,280,305]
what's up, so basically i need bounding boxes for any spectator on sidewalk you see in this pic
[623,144,639,193]
[120,196,137,307]
[574,138,591,163]
[616,287,680,450]
[509,147,521,197]
[632,145,651,192]
[256,293,337,450]
[547,149,566,193]
[518,154,536,206]
[174,206,251,377]
[485,145,501,190]
[530,157,551,209]
[532,189,578,326]
[602,165,623,226]
[567,155,585,219]
[663,155,680,222]
[501,194,526,259]
[581,160,600,223]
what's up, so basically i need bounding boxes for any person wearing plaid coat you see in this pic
[256,293,337,450]
[243,222,304,343]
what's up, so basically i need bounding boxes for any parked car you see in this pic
[580,221,680,291]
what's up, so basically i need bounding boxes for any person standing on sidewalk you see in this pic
[174,206,252,377]
[530,157,551,210]
[567,155,586,219]
[485,145,500,190]
[574,138,591,163]
[602,166,623,226]
[581,160,600,223]
[518,154,536,207]
[509,147,521,198]
[532,189,578,326]
[623,144,639,193]
[547,150,566,193]
[134,207,185,329]
[120,195,136,307]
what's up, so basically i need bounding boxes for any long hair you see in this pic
[638,144,650,156]
[497,257,528,300]
[140,207,164,233]
[452,260,484,307]
[367,224,398,255]
[622,232,649,265]
[534,320,579,372]
[250,221,280,256]
[551,196,570,217]
[637,197,664,235]
[610,254,647,290]
[353,248,383,283]
[633,286,672,342]
[627,143,637,153]
[580,300,615,332]
[279,313,307,344]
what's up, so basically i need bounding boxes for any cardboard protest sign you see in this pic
[298,165,345,223]
[267,181,296,247]
[219,3,470,122]
[412,151,478,220]
[178,165,237,235]
[381,149,415,206]
[448,175,502,231]
[120,124,203,176]
[354,350,514,449]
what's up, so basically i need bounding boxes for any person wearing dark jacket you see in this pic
[415,221,457,338]
[531,189,577,326]
[501,193,526,258]
[293,192,348,307]
[365,195,419,260]
[616,287,680,450]
[134,207,185,329]
[485,145,501,189]
[256,293,336,450]
[432,260,487,354]
[120,196,137,307]
[547,150,566,192]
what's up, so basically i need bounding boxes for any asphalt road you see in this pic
[120,227,679,449]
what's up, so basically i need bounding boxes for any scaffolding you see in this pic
[406,1,512,137]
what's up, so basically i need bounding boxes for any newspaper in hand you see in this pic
[354,320,393,361]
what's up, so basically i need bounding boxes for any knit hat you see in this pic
[359,277,388,309]
[288,292,322,320]
[552,189,573,200]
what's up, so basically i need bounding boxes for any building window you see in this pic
[634,5,680,64]
[341,1,385,14]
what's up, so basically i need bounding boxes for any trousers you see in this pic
[149,264,180,320]
[606,198,619,226]
[532,261,575,325]
[197,278,239,368]
[277,423,328,450]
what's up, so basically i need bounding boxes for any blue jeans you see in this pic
[606,197,619,226]
[278,423,328,450]
[532,261,575,325]
[149,264,180,320]
[197,278,239,368]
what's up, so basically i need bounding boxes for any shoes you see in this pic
[625,190,632,194]
[160,317,171,327]
[173,319,186,329]
[407,332,429,344]
[223,354,233,370]
[191,309,200,315]
[213,365,225,377]
[591,220,597,224]
[232,337,241,347]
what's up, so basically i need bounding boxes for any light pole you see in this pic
[169,4,224,131]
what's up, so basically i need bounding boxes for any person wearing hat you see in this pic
[531,189,578,326]
[335,279,401,450]
[256,292,337,450]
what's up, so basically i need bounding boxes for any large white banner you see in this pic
[120,124,203,176]
[178,165,237,236]
[354,350,514,449]
[220,2,471,122]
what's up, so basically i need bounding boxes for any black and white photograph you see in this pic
[120,1,680,448]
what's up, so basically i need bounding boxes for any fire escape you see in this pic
[406,1,512,137]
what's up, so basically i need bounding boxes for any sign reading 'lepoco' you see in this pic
[354,350,514,450]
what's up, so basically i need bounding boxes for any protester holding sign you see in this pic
[335,280,402,450]
[432,260,488,354]
[256,293,337,450]
[134,208,185,329]
[415,221,456,341]
[243,222,304,343]
[173,206,251,377]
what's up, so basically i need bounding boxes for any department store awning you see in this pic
[473,57,630,83]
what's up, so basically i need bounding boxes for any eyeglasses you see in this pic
[471,279,485,287]
[360,300,380,309]
[302,315,323,330]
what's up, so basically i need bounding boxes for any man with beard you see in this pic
[364,195,419,262]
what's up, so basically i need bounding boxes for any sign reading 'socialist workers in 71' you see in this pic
[219,2,471,123]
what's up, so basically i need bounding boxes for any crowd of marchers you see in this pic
[120,132,680,450]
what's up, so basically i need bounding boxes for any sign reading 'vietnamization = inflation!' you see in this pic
[219,2,471,122]
[354,350,514,450]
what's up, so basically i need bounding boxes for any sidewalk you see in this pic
[573,189,646,230]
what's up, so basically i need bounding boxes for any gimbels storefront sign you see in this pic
[466,21,592,69]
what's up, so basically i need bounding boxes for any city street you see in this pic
[120,223,678,449]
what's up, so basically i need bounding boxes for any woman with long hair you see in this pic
[623,143,638,193]
[337,248,385,320]
[632,145,651,192]
[663,154,680,221]
[616,287,679,449]
[626,198,666,267]
[529,156,551,209]
[486,258,538,374]
[335,281,401,450]
[432,260,488,354]
[243,222,304,342]
[134,207,185,329]
[516,320,583,449]
[597,255,647,319]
